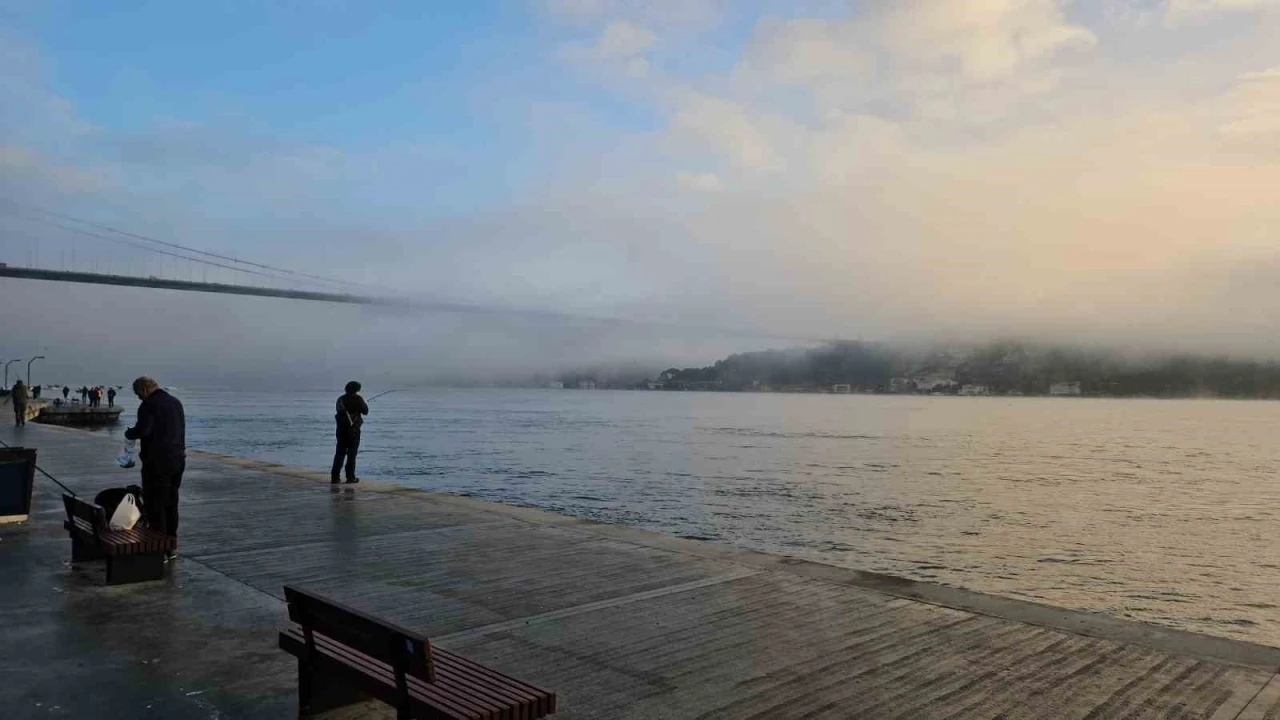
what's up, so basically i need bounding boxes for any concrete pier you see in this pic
[2,421,1280,719]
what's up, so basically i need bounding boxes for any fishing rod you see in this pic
[367,389,401,402]
[0,437,78,497]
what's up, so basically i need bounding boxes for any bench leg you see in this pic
[105,553,165,585]
[298,659,368,717]
[71,534,104,562]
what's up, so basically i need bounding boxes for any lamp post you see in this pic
[4,360,20,389]
[27,356,45,388]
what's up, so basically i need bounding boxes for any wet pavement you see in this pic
[2,421,1280,719]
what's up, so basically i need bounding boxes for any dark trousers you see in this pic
[332,431,360,482]
[142,457,185,539]
[13,403,25,426]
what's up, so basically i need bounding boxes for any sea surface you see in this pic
[99,389,1280,646]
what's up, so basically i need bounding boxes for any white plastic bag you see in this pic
[116,441,136,469]
[109,493,141,530]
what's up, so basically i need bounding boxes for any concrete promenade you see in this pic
[3,421,1280,719]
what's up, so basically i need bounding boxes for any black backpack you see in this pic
[94,485,144,519]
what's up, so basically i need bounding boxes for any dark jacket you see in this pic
[335,393,369,434]
[11,382,28,404]
[125,389,186,463]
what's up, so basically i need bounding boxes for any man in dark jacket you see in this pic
[124,377,185,553]
[11,380,28,426]
[332,381,369,484]
[107,387,117,407]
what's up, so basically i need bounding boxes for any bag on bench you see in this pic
[94,485,144,530]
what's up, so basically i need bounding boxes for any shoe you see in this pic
[331,478,341,484]
[164,551,178,563]
[345,478,359,484]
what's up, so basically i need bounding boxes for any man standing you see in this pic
[107,387,117,408]
[124,377,185,556]
[62,386,70,401]
[11,380,28,426]
[331,381,368,484]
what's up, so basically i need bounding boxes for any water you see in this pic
[101,389,1280,645]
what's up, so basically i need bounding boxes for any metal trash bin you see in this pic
[0,447,37,524]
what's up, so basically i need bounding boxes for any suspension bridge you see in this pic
[0,197,829,343]
[0,197,404,306]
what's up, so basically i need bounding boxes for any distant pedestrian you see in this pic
[11,380,28,426]
[124,377,185,555]
[107,387,116,408]
[32,385,40,399]
[331,381,369,484]
[62,386,70,400]
[79,386,88,403]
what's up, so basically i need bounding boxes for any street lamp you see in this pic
[4,360,20,389]
[27,356,45,388]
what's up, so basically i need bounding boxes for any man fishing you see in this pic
[124,377,186,557]
[332,381,369,484]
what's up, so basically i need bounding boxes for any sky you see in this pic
[2,0,1280,387]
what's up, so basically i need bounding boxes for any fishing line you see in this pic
[0,437,78,497]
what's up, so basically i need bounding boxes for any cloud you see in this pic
[595,20,654,57]
[0,144,106,193]
[1217,67,1280,140]
[739,18,869,86]
[675,170,724,191]
[880,0,1096,82]
[669,91,787,171]
[539,0,725,29]
[1166,0,1280,23]
[558,20,656,78]
[734,2,1096,126]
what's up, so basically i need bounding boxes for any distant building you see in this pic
[831,384,852,394]
[548,381,564,389]
[1049,381,1082,396]
[913,374,956,393]
[959,384,990,396]
[577,380,597,390]
[890,378,916,394]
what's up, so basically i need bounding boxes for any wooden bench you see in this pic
[62,494,175,585]
[278,585,557,719]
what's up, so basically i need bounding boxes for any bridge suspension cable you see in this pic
[0,197,383,294]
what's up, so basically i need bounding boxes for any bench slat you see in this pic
[434,651,541,719]
[293,630,499,720]
[281,629,555,719]
[281,629,493,719]
[438,649,555,717]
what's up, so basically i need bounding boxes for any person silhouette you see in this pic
[331,381,369,484]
